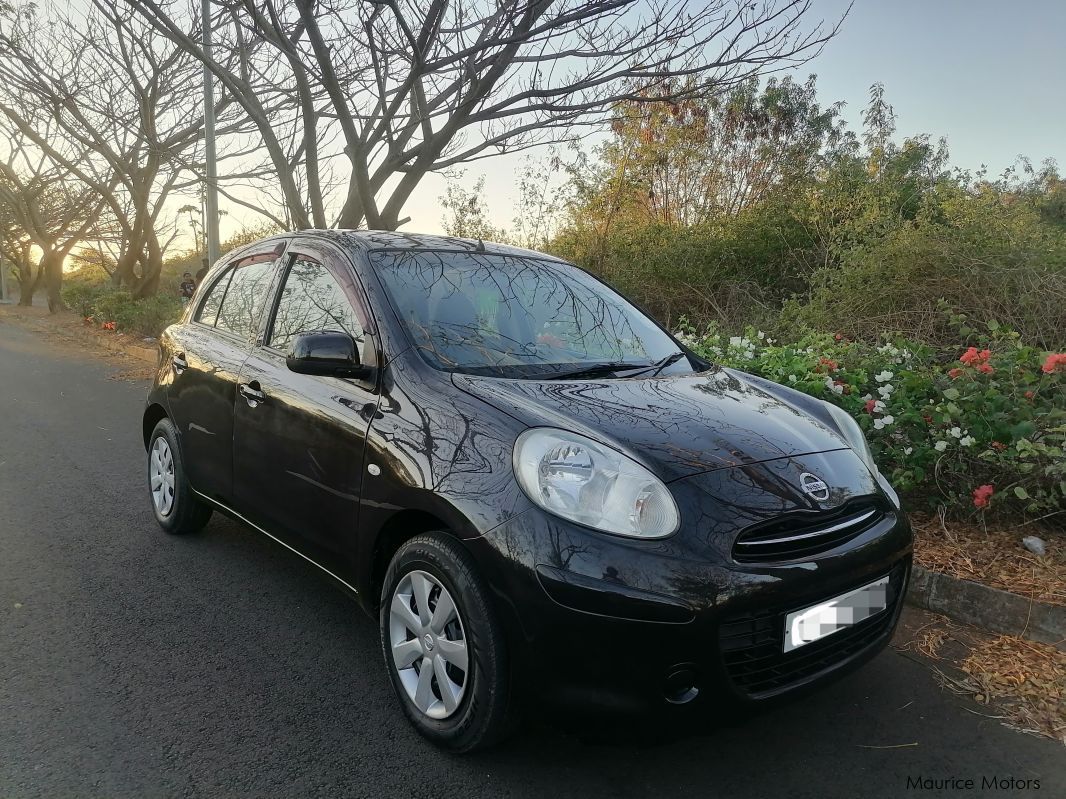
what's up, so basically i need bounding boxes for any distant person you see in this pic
[179,272,196,306]
[194,265,208,286]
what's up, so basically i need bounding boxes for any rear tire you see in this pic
[148,417,212,535]
[380,533,515,752]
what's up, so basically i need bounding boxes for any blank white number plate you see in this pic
[784,575,889,653]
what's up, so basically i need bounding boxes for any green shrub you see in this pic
[62,282,183,338]
[677,320,1066,525]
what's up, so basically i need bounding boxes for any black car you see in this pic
[144,231,912,752]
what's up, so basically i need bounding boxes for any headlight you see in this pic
[512,428,680,539]
[824,403,901,509]
[824,402,878,475]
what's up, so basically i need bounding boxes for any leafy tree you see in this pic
[569,75,851,229]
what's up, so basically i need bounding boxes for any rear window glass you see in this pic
[216,259,278,339]
[195,269,232,327]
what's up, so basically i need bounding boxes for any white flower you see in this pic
[788,374,797,383]
[873,400,886,413]
[824,377,843,395]
[949,426,962,438]
[873,415,895,430]
[934,440,948,452]
[877,384,894,399]
[757,331,766,340]
[728,336,742,347]
[882,415,894,426]
[904,447,913,455]
[874,370,894,383]
[960,435,976,447]
[766,337,776,345]
[861,393,873,401]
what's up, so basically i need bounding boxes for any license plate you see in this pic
[783,575,890,653]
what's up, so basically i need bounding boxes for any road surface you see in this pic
[1,317,1062,798]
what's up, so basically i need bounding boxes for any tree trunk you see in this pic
[40,252,65,313]
[132,229,163,298]
[16,258,40,306]
[112,248,138,287]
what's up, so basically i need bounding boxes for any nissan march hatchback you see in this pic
[143,231,912,752]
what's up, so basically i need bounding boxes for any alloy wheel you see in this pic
[388,569,469,719]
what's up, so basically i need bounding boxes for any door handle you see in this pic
[172,353,187,375]
[238,381,266,407]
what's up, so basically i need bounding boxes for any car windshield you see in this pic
[370,250,686,379]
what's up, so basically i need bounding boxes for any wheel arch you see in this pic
[368,509,462,609]
[142,403,169,451]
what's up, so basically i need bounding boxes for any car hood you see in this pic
[451,367,850,482]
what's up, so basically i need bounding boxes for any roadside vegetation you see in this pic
[443,81,1066,527]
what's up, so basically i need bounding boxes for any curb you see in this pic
[98,337,157,365]
[125,345,158,364]
[906,565,1066,651]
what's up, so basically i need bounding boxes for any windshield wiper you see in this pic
[531,361,655,381]
[643,351,687,377]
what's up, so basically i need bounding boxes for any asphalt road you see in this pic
[1,317,1062,799]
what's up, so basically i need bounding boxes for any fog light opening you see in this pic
[664,666,700,705]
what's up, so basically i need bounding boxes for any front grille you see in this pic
[719,562,907,697]
[732,503,887,563]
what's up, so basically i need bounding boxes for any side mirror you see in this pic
[286,331,374,380]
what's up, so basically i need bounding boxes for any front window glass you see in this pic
[269,256,366,358]
[370,251,683,378]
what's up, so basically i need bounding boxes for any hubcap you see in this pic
[149,437,176,517]
[388,570,469,719]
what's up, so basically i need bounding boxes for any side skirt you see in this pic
[193,490,362,600]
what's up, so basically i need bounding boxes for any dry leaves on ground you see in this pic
[901,613,1066,744]
[958,635,1066,744]
[912,514,1066,606]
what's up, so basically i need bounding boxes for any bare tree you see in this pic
[0,131,108,311]
[0,1,256,297]
[126,0,844,231]
[0,190,37,305]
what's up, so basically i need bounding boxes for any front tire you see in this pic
[380,534,514,752]
[148,417,212,535]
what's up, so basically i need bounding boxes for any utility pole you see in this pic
[202,0,221,269]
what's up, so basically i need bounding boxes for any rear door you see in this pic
[231,241,379,571]
[166,248,285,501]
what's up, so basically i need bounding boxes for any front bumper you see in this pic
[467,451,913,714]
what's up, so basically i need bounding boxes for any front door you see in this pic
[231,245,378,573]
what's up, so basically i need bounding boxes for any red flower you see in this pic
[972,484,994,509]
[991,441,1007,451]
[922,414,933,425]
[833,333,844,342]
[1024,390,1035,399]
[102,321,116,331]
[864,399,877,414]
[948,368,963,379]
[977,363,994,374]
[818,357,838,372]
[1041,353,1066,374]
[959,347,992,367]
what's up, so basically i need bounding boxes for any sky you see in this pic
[215,0,1066,243]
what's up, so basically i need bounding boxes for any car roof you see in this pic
[298,229,569,263]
